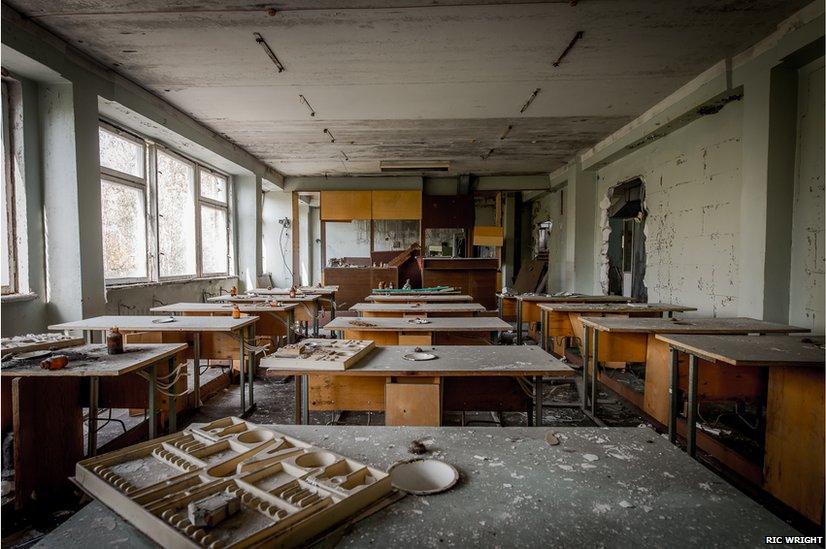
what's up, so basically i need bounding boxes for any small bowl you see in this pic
[388,458,458,495]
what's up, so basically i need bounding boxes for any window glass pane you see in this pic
[200,169,227,202]
[99,127,144,178]
[1,130,9,288]
[2,83,13,291]
[101,179,147,279]
[201,205,228,274]
[157,151,196,277]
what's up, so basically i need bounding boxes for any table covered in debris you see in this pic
[36,425,800,548]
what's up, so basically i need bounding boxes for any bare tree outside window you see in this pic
[157,151,196,277]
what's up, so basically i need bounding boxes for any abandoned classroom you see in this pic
[0,1,824,547]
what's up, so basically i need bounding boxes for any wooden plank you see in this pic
[351,303,485,314]
[371,190,421,220]
[49,315,257,332]
[654,334,825,366]
[320,190,372,220]
[309,375,385,411]
[764,365,825,523]
[385,378,441,426]
[342,330,400,345]
[597,331,647,363]
[268,339,375,371]
[472,226,504,247]
[580,316,809,334]
[327,316,509,332]
[13,376,83,509]
[539,302,697,314]
[398,333,433,346]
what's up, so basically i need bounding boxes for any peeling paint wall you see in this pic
[529,191,566,292]
[789,57,825,332]
[261,190,310,287]
[373,220,420,252]
[594,101,743,316]
[104,278,237,315]
[325,220,371,261]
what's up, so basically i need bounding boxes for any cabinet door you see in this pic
[371,190,422,220]
[320,191,371,220]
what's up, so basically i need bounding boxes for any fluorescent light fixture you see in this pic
[520,88,541,114]
[379,160,450,173]
[324,128,336,143]
[298,94,315,117]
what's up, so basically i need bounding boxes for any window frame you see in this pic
[197,165,231,277]
[99,122,151,285]
[99,120,234,286]
[2,80,18,295]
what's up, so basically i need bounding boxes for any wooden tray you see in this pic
[264,339,375,371]
[74,417,392,548]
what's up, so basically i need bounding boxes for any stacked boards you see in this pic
[74,417,393,548]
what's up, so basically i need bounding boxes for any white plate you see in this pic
[388,459,458,495]
[402,352,437,361]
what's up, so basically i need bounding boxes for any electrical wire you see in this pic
[279,221,294,280]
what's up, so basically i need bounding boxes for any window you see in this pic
[199,168,230,275]
[157,150,196,278]
[99,125,149,281]
[1,82,14,293]
[98,122,233,284]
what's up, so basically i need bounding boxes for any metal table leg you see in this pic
[590,329,599,417]
[497,295,503,319]
[686,354,699,457]
[534,376,544,426]
[148,365,157,440]
[88,377,99,456]
[249,323,255,409]
[516,299,523,345]
[167,357,177,433]
[301,374,309,425]
[239,327,246,415]
[193,332,201,408]
[312,305,319,337]
[287,310,295,344]
[668,348,680,444]
[540,309,547,351]
[581,325,590,411]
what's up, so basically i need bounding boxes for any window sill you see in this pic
[1,292,39,303]
[105,275,236,291]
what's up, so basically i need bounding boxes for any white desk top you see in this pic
[49,315,257,332]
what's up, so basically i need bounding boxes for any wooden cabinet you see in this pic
[371,190,422,220]
[320,191,371,221]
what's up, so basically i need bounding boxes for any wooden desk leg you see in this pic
[147,365,156,440]
[167,357,177,433]
[239,328,246,415]
[590,329,599,417]
[516,300,523,345]
[581,325,590,411]
[534,376,544,427]
[301,374,310,425]
[686,354,699,458]
[88,376,99,456]
[313,306,319,337]
[668,348,679,444]
[193,332,201,408]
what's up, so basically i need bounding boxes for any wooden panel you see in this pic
[544,311,574,338]
[764,366,825,523]
[308,375,385,411]
[385,379,441,426]
[320,190,371,220]
[443,377,529,412]
[597,331,647,363]
[371,190,422,220]
[472,226,504,247]
[644,335,681,424]
[199,332,244,360]
[398,333,433,346]
[343,330,400,345]
[500,297,517,321]
[435,332,492,345]
[13,377,83,509]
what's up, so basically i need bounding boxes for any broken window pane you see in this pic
[201,204,228,274]
[200,169,227,203]
[99,127,144,178]
[157,151,196,277]
[101,179,147,279]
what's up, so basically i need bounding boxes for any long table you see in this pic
[49,315,258,416]
[324,316,511,345]
[249,287,337,321]
[365,293,474,303]
[350,302,486,317]
[150,301,297,344]
[1,343,186,509]
[262,345,573,427]
[656,333,824,525]
[509,294,634,344]
[538,302,697,352]
[208,294,323,336]
[36,426,802,548]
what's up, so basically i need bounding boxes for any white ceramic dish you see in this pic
[402,352,437,361]
[388,458,458,495]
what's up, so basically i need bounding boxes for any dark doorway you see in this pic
[606,178,647,301]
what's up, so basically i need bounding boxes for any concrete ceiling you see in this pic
[7,0,809,177]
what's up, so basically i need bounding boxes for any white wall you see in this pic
[529,191,567,292]
[593,101,743,316]
[262,190,295,288]
[789,56,825,332]
[325,220,371,260]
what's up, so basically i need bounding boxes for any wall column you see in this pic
[565,160,597,293]
[235,174,262,290]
